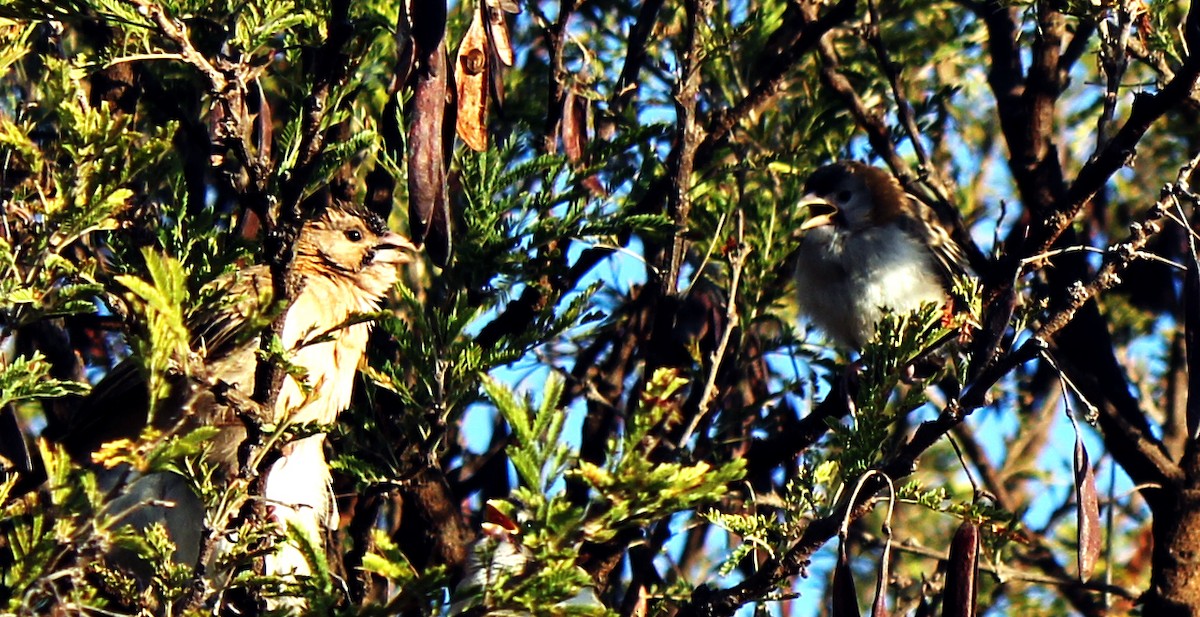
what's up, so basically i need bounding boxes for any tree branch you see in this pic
[662,0,710,291]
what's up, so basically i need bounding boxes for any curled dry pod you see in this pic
[560,89,605,195]
[871,528,891,617]
[482,0,517,109]
[1074,425,1102,580]
[454,5,489,152]
[832,540,861,617]
[392,1,417,92]
[940,519,979,617]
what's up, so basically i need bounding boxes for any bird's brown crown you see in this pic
[804,161,909,225]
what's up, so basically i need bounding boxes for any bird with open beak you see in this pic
[793,162,968,348]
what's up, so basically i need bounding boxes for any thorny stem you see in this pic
[1031,176,1178,343]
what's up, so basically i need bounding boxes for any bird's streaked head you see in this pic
[798,161,908,232]
[296,205,417,297]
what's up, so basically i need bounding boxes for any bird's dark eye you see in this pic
[835,190,853,203]
[344,230,363,242]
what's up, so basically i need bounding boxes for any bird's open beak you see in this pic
[482,499,521,538]
[798,195,840,231]
[376,231,419,263]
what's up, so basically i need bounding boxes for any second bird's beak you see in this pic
[798,195,840,231]
[377,231,419,263]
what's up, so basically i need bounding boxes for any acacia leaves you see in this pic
[480,369,743,609]
[0,354,88,412]
[485,368,744,542]
[115,251,192,415]
[571,368,745,539]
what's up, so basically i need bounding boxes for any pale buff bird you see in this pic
[64,204,415,605]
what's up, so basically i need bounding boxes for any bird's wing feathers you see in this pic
[188,265,272,360]
[62,266,273,458]
[58,358,149,459]
[897,195,971,286]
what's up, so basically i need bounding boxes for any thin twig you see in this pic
[879,537,1140,599]
[1021,245,1185,271]
[679,211,747,446]
[126,0,228,89]
[1031,173,1177,343]
[104,52,185,65]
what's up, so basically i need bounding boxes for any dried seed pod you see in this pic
[250,78,272,167]
[832,540,861,617]
[485,0,517,66]
[940,520,979,617]
[393,0,418,91]
[454,5,489,152]
[562,89,587,164]
[1074,424,1102,580]
[871,525,892,617]
[406,1,451,265]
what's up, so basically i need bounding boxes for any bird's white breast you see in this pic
[260,273,383,590]
[795,224,945,347]
[276,274,381,425]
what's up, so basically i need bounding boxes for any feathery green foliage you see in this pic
[115,250,191,415]
[1,0,1197,614]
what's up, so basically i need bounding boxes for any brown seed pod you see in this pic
[941,519,979,617]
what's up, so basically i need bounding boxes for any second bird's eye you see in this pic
[835,190,853,203]
[345,230,363,242]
